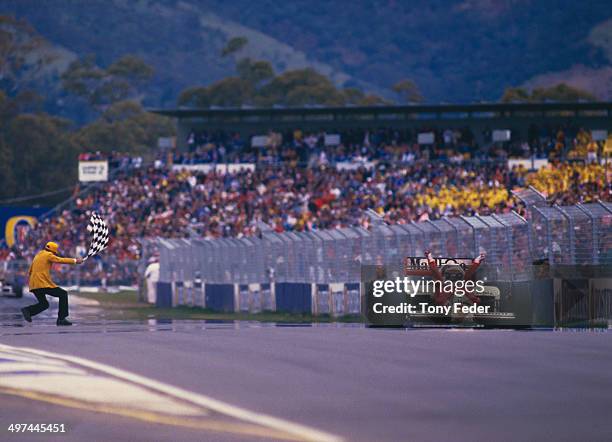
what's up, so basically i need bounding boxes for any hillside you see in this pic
[2,0,612,110]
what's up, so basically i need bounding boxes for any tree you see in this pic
[500,83,596,103]
[257,68,342,106]
[178,66,389,108]
[358,94,390,105]
[500,86,530,103]
[0,137,16,200]
[74,100,175,154]
[342,87,365,104]
[0,15,49,93]
[221,36,248,57]
[60,55,105,103]
[236,58,274,86]
[206,77,254,107]
[178,86,209,108]
[5,114,78,198]
[107,55,154,84]
[531,83,596,102]
[285,83,346,106]
[392,79,423,103]
[62,54,154,109]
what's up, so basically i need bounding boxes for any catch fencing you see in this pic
[156,202,612,286]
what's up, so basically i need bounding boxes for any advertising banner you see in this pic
[171,163,255,174]
[0,206,49,247]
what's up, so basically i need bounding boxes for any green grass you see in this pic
[75,291,363,323]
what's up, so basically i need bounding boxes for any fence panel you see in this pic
[280,232,303,282]
[558,205,594,265]
[411,221,444,256]
[300,231,324,283]
[370,224,398,265]
[578,202,612,264]
[339,227,365,282]
[430,219,459,258]
[492,212,532,280]
[461,216,495,260]
[315,230,336,284]
[261,233,286,282]
[442,217,475,257]
[530,206,572,265]
[389,225,414,260]
[478,215,509,268]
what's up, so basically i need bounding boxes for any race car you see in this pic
[402,255,514,326]
[0,278,23,298]
[0,260,28,298]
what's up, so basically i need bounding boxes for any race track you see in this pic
[1,295,612,442]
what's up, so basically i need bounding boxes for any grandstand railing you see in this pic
[156,203,612,286]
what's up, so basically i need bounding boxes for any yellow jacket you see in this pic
[28,250,77,290]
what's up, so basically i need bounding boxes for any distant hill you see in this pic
[3,0,612,112]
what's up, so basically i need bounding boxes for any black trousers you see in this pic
[25,287,69,320]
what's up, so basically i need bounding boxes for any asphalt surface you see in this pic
[1,295,612,442]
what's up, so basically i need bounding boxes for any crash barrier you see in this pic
[153,202,612,325]
[155,280,361,317]
[154,273,606,326]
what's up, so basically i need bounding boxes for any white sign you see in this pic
[172,164,215,173]
[508,158,549,170]
[492,130,511,142]
[172,163,256,174]
[158,137,176,149]
[335,161,376,171]
[79,160,108,182]
[251,135,269,147]
[592,130,608,141]
[417,132,435,145]
[226,163,256,174]
[324,134,341,146]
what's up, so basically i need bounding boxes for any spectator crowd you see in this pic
[174,125,611,166]
[2,125,611,285]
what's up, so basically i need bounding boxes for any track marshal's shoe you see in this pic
[21,308,32,322]
[56,318,73,326]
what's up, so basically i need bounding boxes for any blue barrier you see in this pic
[205,283,235,312]
[156,282,173,308]
[275,282,312,313]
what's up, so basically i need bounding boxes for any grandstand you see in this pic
[2,104,611,298]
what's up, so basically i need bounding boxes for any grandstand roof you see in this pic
[151,101,612,121]
[151,101,612,149]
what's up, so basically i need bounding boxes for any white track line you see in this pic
[0,344,342,442]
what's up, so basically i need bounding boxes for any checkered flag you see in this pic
[84,212,109,261]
